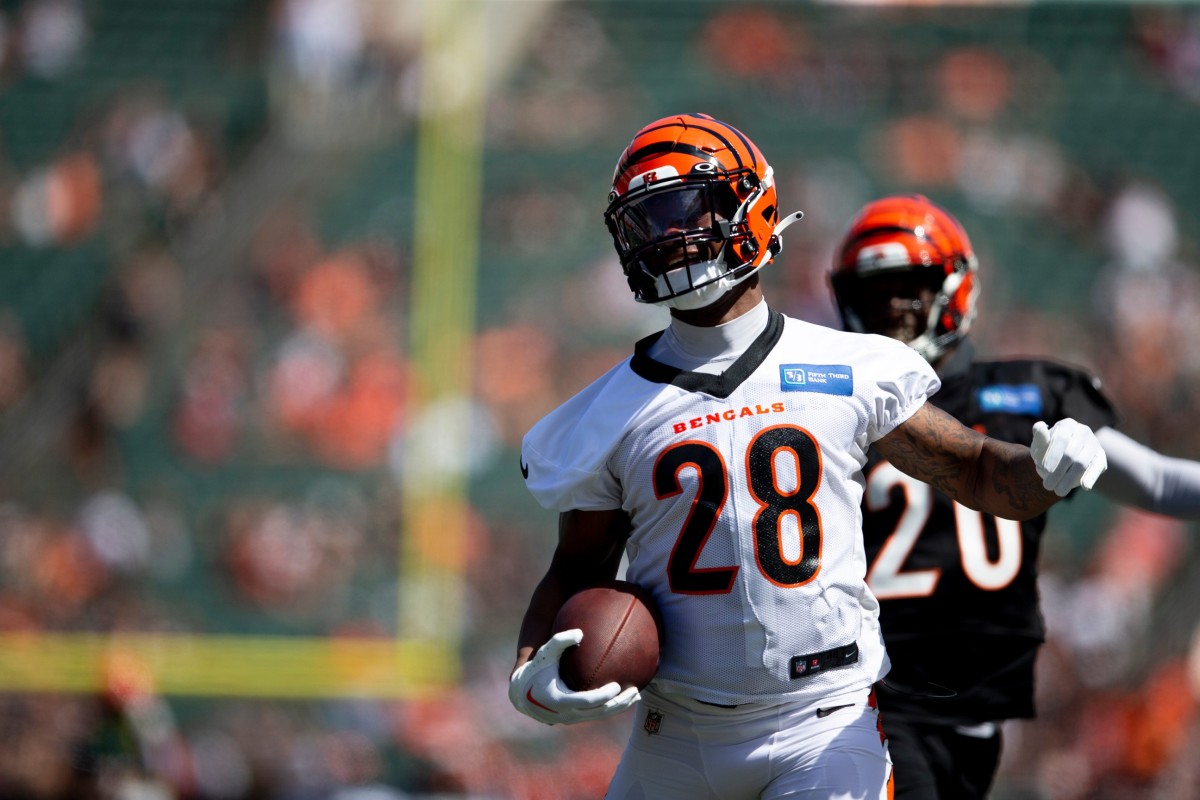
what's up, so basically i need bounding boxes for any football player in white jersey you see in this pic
[508,114,1108,799]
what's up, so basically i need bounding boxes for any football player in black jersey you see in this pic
[828,194,1200,799]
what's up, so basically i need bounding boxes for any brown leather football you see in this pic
[552,579,664,692]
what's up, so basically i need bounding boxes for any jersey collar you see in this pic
[629,309,785,399]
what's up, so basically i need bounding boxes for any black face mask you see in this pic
[606,177,747,303]
[832,267,945,339]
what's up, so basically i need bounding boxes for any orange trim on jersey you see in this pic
[870,686,895,798]
[746,424,825,589]
[655,439,738,595]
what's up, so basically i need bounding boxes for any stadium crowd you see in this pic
[2,1,1200,798]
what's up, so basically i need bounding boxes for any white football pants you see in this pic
[605,685,893,800]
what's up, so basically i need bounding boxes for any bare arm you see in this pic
[875,402,1060,521]
[513,508,631,674]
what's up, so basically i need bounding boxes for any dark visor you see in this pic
[613,183,738,250]
[835,265,945,300]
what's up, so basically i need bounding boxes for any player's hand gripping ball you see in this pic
[508,579,663,726]
[553,579,664,692]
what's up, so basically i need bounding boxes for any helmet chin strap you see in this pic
[657,210,806,311]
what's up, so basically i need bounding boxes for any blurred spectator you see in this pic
[0,314,29,410]
[1041,509,1189,690]
[291,249,380,343]
[1091,180,1200,446]
[172,328,249,465]
[98,84,225,236]
[18,0,87,80]
[268,0,415,150]
[248,201,324,312]
[694,6,880,121]
[87,342,150,431]
[1134,6,1200,103]
[78,489,152,578]
[273,0,366,93]
[486,6,640,149]
[222,489,368,620]
[957,129,1067,213]
[258,240,410,469]
[10,151,102,246]
[697,6,793,82]
[938,46,1012,123]
[472,324,557,447]
[870,114,962,188]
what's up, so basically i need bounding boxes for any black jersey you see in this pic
[867,340,1119,726]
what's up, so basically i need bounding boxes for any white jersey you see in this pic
[521,309,940,706]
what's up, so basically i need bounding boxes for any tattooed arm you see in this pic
[875,402,1060,521]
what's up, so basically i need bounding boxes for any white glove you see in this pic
[1030,419,1108,497]
[509,629,641,726]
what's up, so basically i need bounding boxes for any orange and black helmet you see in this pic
[604,113,802,310]
[831,194,979,361]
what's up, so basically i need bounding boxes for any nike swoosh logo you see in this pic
[526,688,556,713]
[816,703,853,719]
[520,458,529,479]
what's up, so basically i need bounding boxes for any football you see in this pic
[552,579,664,692]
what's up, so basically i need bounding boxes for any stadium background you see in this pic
[1,0,1200,797]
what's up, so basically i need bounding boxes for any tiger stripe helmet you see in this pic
[831,194,979,362]
[604,113,802,310]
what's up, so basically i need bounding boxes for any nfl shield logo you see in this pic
[643,709,663,735]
